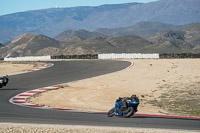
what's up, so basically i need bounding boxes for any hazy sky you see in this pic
[0,0,158,16]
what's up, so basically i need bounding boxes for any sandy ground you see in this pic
[0,123,199,133]
[29,59,200,116]
[0,61,45,76]
[1,59,200,132]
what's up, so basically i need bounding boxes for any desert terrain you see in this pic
[1,59,200,132]
[29,59,200,117]
[0,61,45,76]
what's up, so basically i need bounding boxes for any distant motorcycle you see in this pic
[0,75,9,88]
[107,95,139,118]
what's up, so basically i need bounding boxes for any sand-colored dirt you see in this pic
[0,123,199,133]
[0,61,45,76]
[1,59,200,132]
[29,59,200,115]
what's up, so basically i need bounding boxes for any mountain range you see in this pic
[0,22,200,58]
[55,29,106,41]
[1,0,200,44]
[54,21,183,42]
[0,34,152,57]
[94,21,183,37]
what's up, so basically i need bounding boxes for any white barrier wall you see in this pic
[3,54,159,61]
[4,56,51,61]
[98,53,159,59]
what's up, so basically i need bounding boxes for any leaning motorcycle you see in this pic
[107,97,139,118]
[0,75,9,88]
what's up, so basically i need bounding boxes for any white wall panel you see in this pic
[98,53,160,59]
[4,56,51,61]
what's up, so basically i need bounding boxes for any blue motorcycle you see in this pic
[107,95,139,118]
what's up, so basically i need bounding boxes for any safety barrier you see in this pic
[4,53,200,61]
[98,53,159,59]
[4,56,51,61]
[51,54,98,59]
[160,53,200,58]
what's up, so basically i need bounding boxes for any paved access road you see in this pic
[0,60,200,130]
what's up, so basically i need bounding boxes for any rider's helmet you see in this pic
[131,95,137,101]
[118,97,123,101]
[131,95,136,98]
[131,94,139,102]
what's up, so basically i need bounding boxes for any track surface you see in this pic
[0,60,200,130]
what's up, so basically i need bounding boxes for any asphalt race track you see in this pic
[0,60,200,130]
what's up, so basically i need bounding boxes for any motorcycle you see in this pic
[0,75,9,88]
[107,96,139,118]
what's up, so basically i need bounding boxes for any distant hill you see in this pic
[70,35,154,53]
[1,31,200,58]
[181,23,200,46]
[147,38,194,53]
[0,34,60,57]
[55,29,106,41]
[0,34,154,57]
[1,0,200,43]
[1,23,200,58]
[0,33,100,57]
[95,21,183,37]
[147,23,200,47]
[145,23,200,53]
[55,22,183,42]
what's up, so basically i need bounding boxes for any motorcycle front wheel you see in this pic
[107,107,115,117]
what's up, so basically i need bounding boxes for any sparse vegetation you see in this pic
[149,82,200,117]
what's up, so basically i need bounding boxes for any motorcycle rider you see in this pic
[0,75,9,88]
[114,97,124,116]
[114,94,139,115]
[130,95,139,112]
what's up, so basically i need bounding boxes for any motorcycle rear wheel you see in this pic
[122,107,134,118]
[107,107,115,117]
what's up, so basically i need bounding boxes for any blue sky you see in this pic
[0,0,158,16]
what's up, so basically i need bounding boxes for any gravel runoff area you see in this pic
[0,123,199,133]
[1,59,200,132]
[30,59,200,117]
[0,61,46,76]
